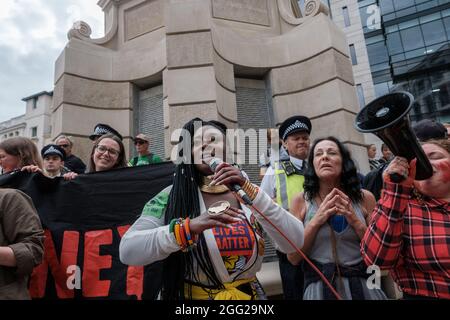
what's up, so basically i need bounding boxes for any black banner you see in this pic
[0,162,174,299]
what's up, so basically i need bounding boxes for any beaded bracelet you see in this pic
[171,218,197,252]
[174,222,183,248]
[242,180,258,201]
[184,217,194,246]
[178,220,188,249]
[169,218,177,233]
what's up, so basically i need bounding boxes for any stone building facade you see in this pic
[0,115,26,142]
[23,91,53,150]
[52,0,369,174]
[1,91,53,151]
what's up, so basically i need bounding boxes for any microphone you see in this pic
[208,158,253,205]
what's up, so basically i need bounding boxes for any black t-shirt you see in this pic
[64,154,86,174]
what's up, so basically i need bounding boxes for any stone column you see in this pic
[52,63,134,162]
[164,0,238,153]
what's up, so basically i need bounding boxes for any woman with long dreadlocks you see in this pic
[120,118,304,300]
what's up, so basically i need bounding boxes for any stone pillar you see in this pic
[52,0,166,162]
[52,68,134,162]
[164,0,238,146]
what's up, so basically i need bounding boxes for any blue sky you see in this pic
[0,0,104,122]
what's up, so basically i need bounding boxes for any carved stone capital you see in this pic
[278,0,329,26]
[305,0,330,17]
[67,21,92,41]
[66,2,119,45]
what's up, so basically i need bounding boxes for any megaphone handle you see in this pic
[389,172,406,183]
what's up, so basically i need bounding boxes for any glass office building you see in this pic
[358,0,450,123]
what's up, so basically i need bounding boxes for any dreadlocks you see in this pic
[162,118,226,300]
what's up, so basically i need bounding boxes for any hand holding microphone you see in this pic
[208,158,254,205]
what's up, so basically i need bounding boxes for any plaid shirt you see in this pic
[361,181,450,299]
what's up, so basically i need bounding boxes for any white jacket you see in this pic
[119,184,304,285]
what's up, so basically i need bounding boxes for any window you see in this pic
[343,6,351,27]
[15,131,19,136]
[31,127,37,138]
[32,98,37,109]
[349,44,358,65]
[379,0,394,15]
[391,53,406,63]
[444,17,450,39]
[398,19,419,30]
[397,6,416,18]
[416,1,436,12]
[356,84,366,109]
[393,0,414,11]
[443,8,450,18]
[421,20,447,47]
[9,133,13,137]
[400,26,425,52]
[420,12,441,24]
[386,32,404,55]
[367,41,389,66]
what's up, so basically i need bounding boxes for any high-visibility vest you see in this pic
[274,161,305,210]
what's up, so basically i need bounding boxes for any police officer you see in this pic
[260,115,311,300]
[89,123,123,142]
[41,144,70,178]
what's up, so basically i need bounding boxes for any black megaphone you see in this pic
[354,91,433,181]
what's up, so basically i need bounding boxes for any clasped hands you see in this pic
[311,188,358,227]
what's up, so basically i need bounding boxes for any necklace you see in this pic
[199,175,229,194]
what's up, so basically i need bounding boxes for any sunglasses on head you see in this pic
[134,140,147,145]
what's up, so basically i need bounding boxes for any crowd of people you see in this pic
[0,123,162,178]
[0,115,449,301]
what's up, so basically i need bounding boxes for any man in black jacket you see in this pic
[56,135,86,174]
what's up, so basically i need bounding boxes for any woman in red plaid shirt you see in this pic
[361,139,450,300]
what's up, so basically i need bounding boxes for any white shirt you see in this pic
[260,156,305,199]
[119,185,305,285]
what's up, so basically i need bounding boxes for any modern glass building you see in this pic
[358,0,450,123]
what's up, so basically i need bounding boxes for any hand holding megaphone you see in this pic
[354,91,433,181]
[383,157,417,185]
